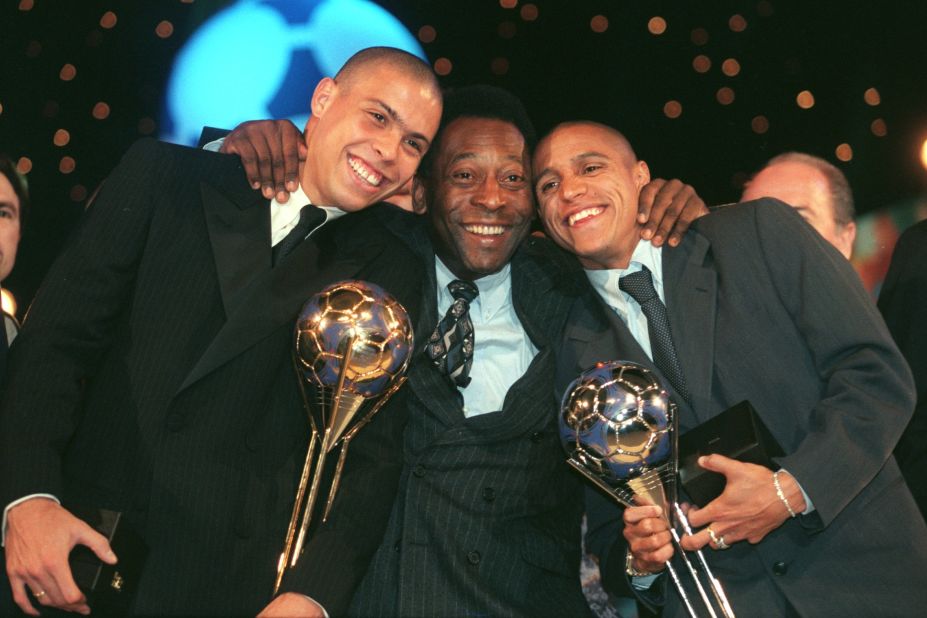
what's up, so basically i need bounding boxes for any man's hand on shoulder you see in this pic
[221,119,306,203]
[258,592,327,618]
[4,498,115,616]
[637,178,709,247]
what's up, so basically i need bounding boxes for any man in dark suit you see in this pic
[535,121,927,616]
[0,47,441,617]
[879,218,927,519]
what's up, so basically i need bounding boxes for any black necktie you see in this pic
[619,266,690,402]
[272,204,326,265]
[427,280,479,388]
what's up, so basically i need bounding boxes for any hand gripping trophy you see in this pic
[559,361,735,618]
[274,280,414,593]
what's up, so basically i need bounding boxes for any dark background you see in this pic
[2,0,926,317]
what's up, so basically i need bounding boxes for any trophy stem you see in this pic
[673,503,737,618]
[292,426,333,568]
[274,421,319,594]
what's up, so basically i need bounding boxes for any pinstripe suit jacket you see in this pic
[349,221,592,618]
[0,139,423,616]
[561,200,927,617]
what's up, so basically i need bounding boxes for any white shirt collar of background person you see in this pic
[435,256,537,418]
[585,238,665,362]
[269,184,346,246]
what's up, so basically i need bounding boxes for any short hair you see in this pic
[763,151,855,225]
[540,121,638,164]
[418,84,536,178]
[334,46,438,94]
[0,155,29,230]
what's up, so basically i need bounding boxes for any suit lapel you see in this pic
[177,214,384,394]
[201,181,270,317]
[662,233,716,423]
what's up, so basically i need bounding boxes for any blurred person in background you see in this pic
[0,155,26,381]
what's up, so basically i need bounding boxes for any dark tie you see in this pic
[272,204,326,265]
[619,266,690,402]
[427,280,479,388]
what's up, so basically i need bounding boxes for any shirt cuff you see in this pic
[631,573,660,590]
[2,494,60,546]
[202,137,224,152]
[780,467,815,514]
[299,594,329,618]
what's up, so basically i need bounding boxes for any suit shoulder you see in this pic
[118,138,245,182]
[692,197,809,241]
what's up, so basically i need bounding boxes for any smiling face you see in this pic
[533,123,650,270]
[0,173,22,282]
[423,117,533,281]
[301,60,441,211]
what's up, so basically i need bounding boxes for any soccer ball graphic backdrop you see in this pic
[163,0,426,145]
[559,361,672,483]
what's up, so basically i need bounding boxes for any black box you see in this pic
[67,507,148,615]
[678,400,784,507]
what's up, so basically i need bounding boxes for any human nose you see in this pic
[559,173,586,201]
[373,130,401,162]
[473,178,504,211]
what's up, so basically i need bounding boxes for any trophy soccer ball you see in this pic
[295,280,414,398]
[559,361,672,482]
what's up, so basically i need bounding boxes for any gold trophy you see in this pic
[274,280,414,593]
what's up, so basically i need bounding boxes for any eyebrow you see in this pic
[372,98,431,147]
[535,151,611,182]
[448,152,524,165]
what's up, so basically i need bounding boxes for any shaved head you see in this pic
[334,46,439,95]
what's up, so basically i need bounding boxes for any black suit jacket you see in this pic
[349,223,592,618]
[879,218,927,518]
[559,200,927,616]
[0,139,423,615]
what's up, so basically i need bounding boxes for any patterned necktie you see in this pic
[427,279,479,388]
[272,204,326,265]
[619,265,690,402]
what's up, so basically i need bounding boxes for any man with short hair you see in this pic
[0,47,441,617]
[741,151,856,258]
[536,121,927,616]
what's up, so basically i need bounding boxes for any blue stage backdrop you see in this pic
[161,0,425,146]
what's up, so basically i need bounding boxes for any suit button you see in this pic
[530,431,543,444]
[467,550,481,565]
[482,487,495,502]
[166,414,184,432]
[412,464,426,478]
[772,561,788,576]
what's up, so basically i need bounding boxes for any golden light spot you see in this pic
[59,156,76,174]
[498,21,517,38]
[490,57,510,75]
[796,90,815,109]
[500,0,517,8]
[434,57,452,76]
[1,289,17,317]
[757,1,774,17]
[18,0,34,11]
[863,87,881,106]
[921,139,927,171]
[70,185,88,202]
[418,25,436,43]
[751,115,769,134]
[721,58,741,77]
[0,102,3,116]
[138,117,156,135]
[870,118,887,137]
[835,143,853,162]
[648,17,667,35]
[60,64,77,81]
[53,129,70,147]
[729,14,747,32]
[155,21,174,38]
[692,55,711,73]
[16,157,32,174]
[716,87,735,105]
[520,4,538,21]
[663,100,682,119]
[691,27,709,45]
[92,101,110,119]
[100,11,117,29]
[590,15,609,33]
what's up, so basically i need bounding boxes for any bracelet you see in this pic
[625,549,658,577]
[773,470,798,518]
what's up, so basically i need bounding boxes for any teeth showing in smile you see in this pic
[464,224,505,236]
[349,157,383,187]
[568,207,604,227]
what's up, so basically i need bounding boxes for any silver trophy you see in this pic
[558,361,735,618]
